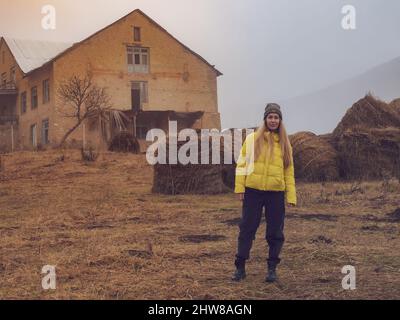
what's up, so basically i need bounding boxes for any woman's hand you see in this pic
[238,193,244,201]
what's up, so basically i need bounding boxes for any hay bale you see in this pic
[109,131,140,154]
[289,131,340,182]
[389,98,400,114]
[335,127,400,180]
[333,93,400,138]
[152,135,235,195]
[332,93,400,180]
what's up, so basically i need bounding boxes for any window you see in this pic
[31,86,38,109]
[127,46,149,73]
[20,92,27,114]
[134,27,141,42]
[42,119,49,145]
[30,124,37,147]
[43,79,50,103]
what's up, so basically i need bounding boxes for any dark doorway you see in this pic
[131,87,141,113]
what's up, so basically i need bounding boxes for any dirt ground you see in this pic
[0,149,399,300]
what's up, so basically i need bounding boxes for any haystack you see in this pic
[332,94,400,180]
[389,98,400,113]
[108,131,140,154]
[289,132,340,182]
[152,134,236,195]
[335,127,400,180]
[333,93,400,138]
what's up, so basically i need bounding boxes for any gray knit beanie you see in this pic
[264,103,283,120]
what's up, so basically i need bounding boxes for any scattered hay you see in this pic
[178,234,227,243]
[387,208,400,222]
[86,223,114,230]
[309,235,333,244]
[361,225,380,232]
[286,213,338,221]
[126,250,153,259]
[109,131,140,154]
[125,242,153,259]
[289,132,339,182]
[222,218,241,226]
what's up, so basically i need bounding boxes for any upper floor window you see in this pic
[127,46,149,73]
[43,79,50,104]
[31,86,38,109]
[10,67,16,83]
[134,27,141,42]
[21,92,27,114]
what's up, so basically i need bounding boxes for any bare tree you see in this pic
[57,72,112,147]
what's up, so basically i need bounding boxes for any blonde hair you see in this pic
[253,121,293,168]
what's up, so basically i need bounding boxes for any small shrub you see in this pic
[81,147,99,162]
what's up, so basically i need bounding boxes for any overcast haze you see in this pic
[1,0,400,133]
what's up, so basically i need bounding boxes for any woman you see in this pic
[232,103,296,283]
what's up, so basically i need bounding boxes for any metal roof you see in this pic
[2,37,73,74]
[0,9,222,77]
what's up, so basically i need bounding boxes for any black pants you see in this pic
[235,187,286,270]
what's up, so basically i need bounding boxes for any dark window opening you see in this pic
[42,119,49,145]
[31,86,38,109]
[131,81,148,113]
[134,27,141,42]
[21,92,27,114]
[43,79,50,104]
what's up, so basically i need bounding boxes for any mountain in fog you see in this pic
[281,56,400,135]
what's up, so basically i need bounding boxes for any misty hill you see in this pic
[281,56,400,135]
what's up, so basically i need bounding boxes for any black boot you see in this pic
[232,266,246,282]
[232,257,246,282]
[265,268,277,283]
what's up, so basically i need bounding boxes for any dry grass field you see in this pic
[0,149,399,299]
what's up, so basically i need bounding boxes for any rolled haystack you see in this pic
[108,131,140,154]
[389,98,400,113]
[152,134,236,194]
[333,93,400,138]
[335,127,400,180]
[289,131,340,182]
[332,93,400,179]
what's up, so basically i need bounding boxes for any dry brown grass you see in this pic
[0,149,399,300]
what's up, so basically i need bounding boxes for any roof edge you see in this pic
[23,8,222,77]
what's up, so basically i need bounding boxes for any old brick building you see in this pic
[0,9,222,152]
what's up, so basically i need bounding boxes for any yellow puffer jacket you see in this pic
[234,131,297,205]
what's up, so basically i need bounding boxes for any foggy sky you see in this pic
[1,0,400,133]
